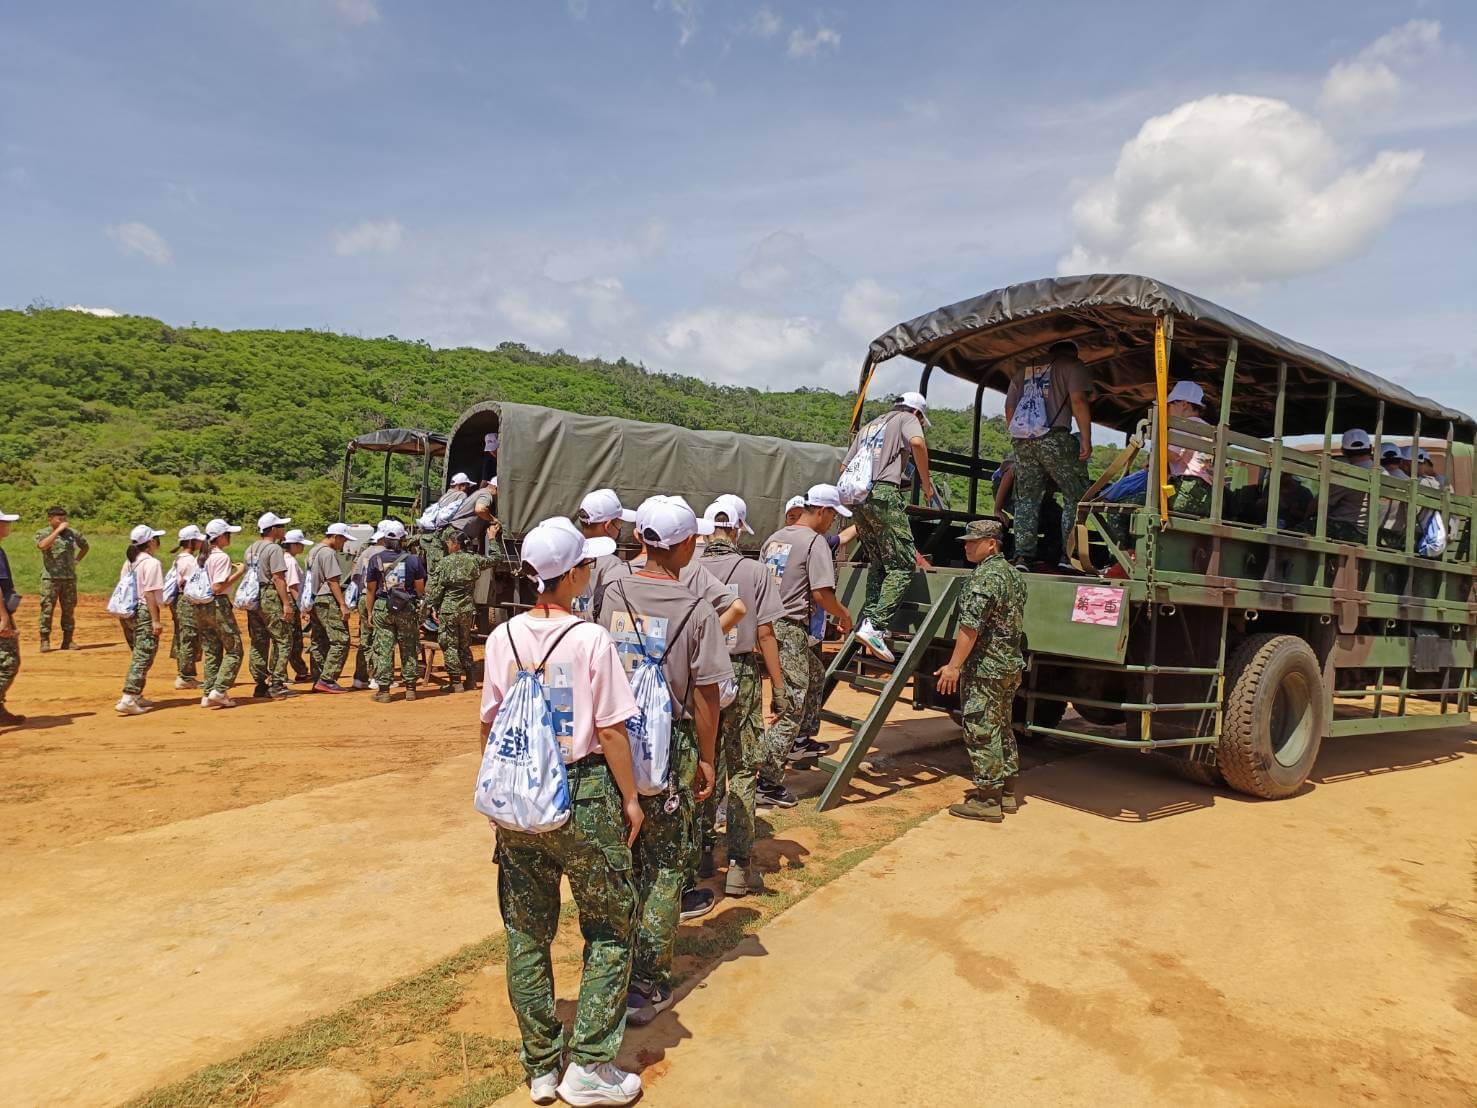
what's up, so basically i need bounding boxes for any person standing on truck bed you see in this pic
[933,518,1027,823]
[841,391,936,663]
[448,479,501,553]
[1005,340,1093,571]
[574,488,637,622]
[1324,429,1375,543]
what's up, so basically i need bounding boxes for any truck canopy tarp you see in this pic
[347,428,447,456]
[866,274,1474,439]
[448,401,846,545]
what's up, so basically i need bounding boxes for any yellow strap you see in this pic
[1154,319,1172,523]
[850,361,877,433]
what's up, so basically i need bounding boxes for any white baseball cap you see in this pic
[804,483,854,517]
[579,488,637,525]
[635,495,714,549]
[449,472,473,487]
[205,518,242,539]
[521,516,616,590]
[1380,442,1401,460]
[1341,429,1372,453]
[176,524,205,543]
[283,528,307,546]
[704,493,754,534]
[784,495,806,514]
[1168,380,1205,406]
[1417,448,1433,464]
[325,522,354,539]
[129,524,166,544]
[0,509,18,522]
[1397,445,1415,462]
[381,521,408,541]
[895,390,931,426]
[371,519,394,540]
[257,511,291,532]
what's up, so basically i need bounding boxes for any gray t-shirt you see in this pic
[449,490,498,545]
[625,553,738,617]
[842,409,926,487]
[307,543,344,599]
[598,574,734,722]
[578,553,631,623]
[1327,456,1374,527]
[244,539,288,586]
[701,548,784,654]
[761,525,836,622]
[1005,354,1092,438]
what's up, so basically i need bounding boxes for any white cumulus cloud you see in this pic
[838,278,904,343]
[334,219,405,256]
[1058,94,1423,289]
[332,0,380,26]
[748,5,781,38]
[496,288,572,344]
[656,0,702,47]
[105,221,172,265]
[65,304,122,318]
[1319,19,1440,118]
[652,307,827,384]
[787,24,840,59]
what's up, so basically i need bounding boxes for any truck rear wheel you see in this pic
[1218,633,1324,799]
[1160,755,1224,787]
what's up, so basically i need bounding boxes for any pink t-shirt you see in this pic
[1156,414,1215,483]
[131,554,165,596]
[480,613,638,764]
[205,549,232,588]
[174,552,198,587]
[284,558,302,589]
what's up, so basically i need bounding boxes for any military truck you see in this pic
[814,274,1474,808]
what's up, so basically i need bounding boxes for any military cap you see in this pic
[963,518,1005,542]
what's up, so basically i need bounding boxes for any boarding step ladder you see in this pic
[812,575,966,811]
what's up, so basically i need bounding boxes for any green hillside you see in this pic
[0,306,1033,530]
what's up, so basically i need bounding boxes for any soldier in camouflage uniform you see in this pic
[934,519,1027,822]
[0,510,22,725]
[35,507,88,651]
[424,529,500,692]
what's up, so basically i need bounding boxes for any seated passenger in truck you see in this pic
[1321,428,1375,542]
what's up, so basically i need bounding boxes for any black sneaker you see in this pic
[679,887,716,921]
[697,846,715,880]
[797,737,827,755]
[253,683,269,698]
[268,686,299,700]
[756,782,798,810]
[0,707,25,726]
[625,981,673,1027]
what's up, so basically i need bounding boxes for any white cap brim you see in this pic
[0,512,20,522]
[695,517,716,536]
[583,536,617,559]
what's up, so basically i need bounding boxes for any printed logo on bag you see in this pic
[1008,365,1054,440]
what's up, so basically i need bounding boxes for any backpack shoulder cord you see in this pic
[506,618,582,680]
[611,582,702,667]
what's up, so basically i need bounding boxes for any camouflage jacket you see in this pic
[426,552,499,615]
[957,553,1026,679]
[36,527,88,579]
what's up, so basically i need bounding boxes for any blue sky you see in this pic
[3,1,1474,415]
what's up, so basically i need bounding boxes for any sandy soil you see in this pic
[3,602,1475,1106]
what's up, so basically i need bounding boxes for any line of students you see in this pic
[481,483,856,1105]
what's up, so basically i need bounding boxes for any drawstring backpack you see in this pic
[1006,364,1061,441]
[161,565,181,606]
[1418,509,1447,558]
[233,552,262,610]
[611,582,702,797]
[184,561,214,604]
[716,559,746,708]
[837,410,902,506]
[106,563,138,616]
[474,620,583,833]
[417,489,467,532]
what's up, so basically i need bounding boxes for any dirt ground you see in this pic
[3,600,1475,1106]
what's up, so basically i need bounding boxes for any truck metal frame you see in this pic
[814,274,1475,807]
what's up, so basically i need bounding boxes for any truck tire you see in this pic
[1217,633,1324,799]
[1074,703,1126,727]
[1160,755,1224,788]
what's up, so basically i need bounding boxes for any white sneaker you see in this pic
[556,1061,641,1107]
[528,1070,559,1105]
[137,696,157,708]
[200,694,211,708]
[368,678,380,691]
[115,695,149,716]
[206,689,237,709]
[854,619,896,663]
[174,676,201,690]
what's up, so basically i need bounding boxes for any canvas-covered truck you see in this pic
[813,273,1475,808]
[443,400,846,625]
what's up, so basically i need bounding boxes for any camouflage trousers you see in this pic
[961,669,1021,790]
[437,606,476,681]
[1014,429,1089,563]
[852,482,917,631]
[421,530,447,579]
[691,653,764,871]
[495,757,636,1079]
[38,578,77,640]
[170,597,200,679]
[634,722,697,990]
[122,605,160,696]
[309,597,350,683]
[0,634,19,707]
[287,598,308,678]
[761,620,822,787]
[195,597,244,695]
[353,596,372,683]
[247,591,292,690]
[371,601,420,688]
